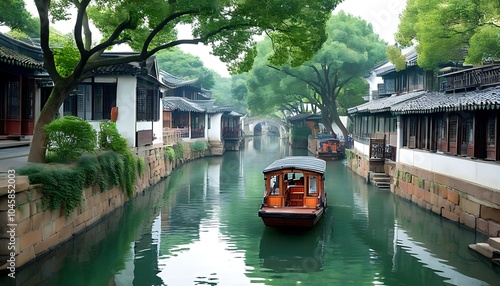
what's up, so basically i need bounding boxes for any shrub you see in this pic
[190,141,207,155]
[75,155,101,187]
[20,165,84,216]
[173,142,184,159]
[44,116,97,163]
[164,146,175,161]
[98,122,139,197]
[97,151,124,192]
[99,121,128,153]
[137,157,146,177]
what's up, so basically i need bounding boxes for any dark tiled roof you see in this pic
[392,87,500,114]
[94,62,142,75]
[287,113,319,121]
[163,97,232,113]
[0,45,44,70]
[348,91,426,114]
[226,110,243,117]
[373,47,417,76]
[160,71,199,89]
[349,87,500,116]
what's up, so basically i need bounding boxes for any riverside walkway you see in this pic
[0,141,30,172]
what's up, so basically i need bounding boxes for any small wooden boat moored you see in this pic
[308,136,344,160]
[258,156,327,228]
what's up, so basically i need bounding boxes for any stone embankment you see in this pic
[0,142,201,273]
[346,149,500,238]
[391,163,500,237]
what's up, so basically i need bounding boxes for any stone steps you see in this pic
[376,182,391,189]
[371,172,391,190]
[469,237,500,264]
[488,237,500,250]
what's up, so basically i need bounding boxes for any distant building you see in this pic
[161,71,242,153]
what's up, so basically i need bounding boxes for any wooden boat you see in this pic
[258,156,327,228]
[308,135,344,159]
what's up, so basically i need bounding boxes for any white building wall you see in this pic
[365,71,383,101]
[399,148,500,191]
[354,141,370,157]
[136,111,163,146]
[208,113,222,141]
[115,75,137,147]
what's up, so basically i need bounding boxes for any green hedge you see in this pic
[18,151,132,216]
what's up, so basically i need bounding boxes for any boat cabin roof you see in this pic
[263,156,326,175]
[318,138,340,143]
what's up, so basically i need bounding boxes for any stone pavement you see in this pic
[0,141,31,172]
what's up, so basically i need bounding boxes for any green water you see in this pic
[4,136,500,285]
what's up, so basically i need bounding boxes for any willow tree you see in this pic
[396,0,500,70]
[29,0,341,163]
[247,12,387,139]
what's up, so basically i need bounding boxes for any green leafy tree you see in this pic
[244,39,312,117]
[210,75,230,104]
[247,12,387,139]
[227,74,250,114]
[0,0,40,37]
[386,45,407,72]
[156,47,215,89]
[396,0,500,70]
[28,0,341,163]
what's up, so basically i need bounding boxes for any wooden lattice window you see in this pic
[449,118,458,143]
[22,79,35,120]
[93,84,116,120]
[7,79,20,119]
[487,115,496,146]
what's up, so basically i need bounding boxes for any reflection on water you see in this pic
[3,135,500,285]
[259,216,334,273]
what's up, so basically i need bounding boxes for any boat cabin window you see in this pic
[284,172,304,186]
[308,176,317,195]
[269,175,280,195]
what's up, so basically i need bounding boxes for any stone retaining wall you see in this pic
[345,148,500,237]
[392,163,500,237]
[0,142,201,273]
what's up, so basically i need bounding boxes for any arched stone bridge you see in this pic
[242,116,288,138]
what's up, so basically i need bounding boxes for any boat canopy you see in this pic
[263,156,326,175]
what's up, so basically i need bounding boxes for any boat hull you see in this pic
[258,207,325,228]
[315,152,344,160]
[308,137,345,159]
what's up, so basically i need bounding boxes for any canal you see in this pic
[4,136,500,285]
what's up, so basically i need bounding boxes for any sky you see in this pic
[21,0,407,78]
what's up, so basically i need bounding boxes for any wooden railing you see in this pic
[369,137,385,159]
[191,128,205,139]
[441,65,500,92]
[222,127,242,139]
[163,128,182,146]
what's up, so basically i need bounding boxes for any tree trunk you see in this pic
[28,84,74,163]
[322,100,349,140]
[332,113,349,140]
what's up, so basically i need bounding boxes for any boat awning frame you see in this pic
[263,156,326,175]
